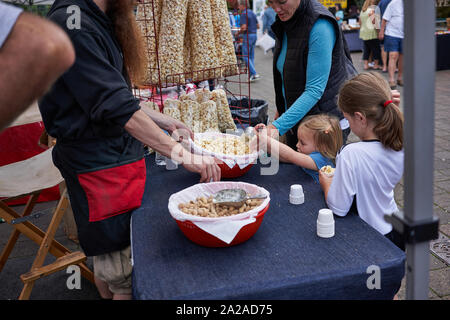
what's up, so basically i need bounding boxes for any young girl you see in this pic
[319,72,405,250]
[256,114,343,183]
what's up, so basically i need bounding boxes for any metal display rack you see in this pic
[133,0,253,129]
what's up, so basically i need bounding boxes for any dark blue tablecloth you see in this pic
[131,155,405,300]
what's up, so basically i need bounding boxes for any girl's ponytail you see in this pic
[338,72,404,151]
[374,101,404,151]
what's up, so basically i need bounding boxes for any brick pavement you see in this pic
[0,48,448,300]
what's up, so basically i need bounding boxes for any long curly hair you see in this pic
[106,0,148,85]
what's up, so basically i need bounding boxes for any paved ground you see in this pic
[0,48,448,300]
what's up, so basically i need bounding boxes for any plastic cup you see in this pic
[165,157,178,170]
[317,208,335,238]
[289,184,304,205]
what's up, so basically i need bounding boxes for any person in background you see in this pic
[0,2,75,131]
[335,3,344,27]
[378,0,403,89]
[359,0,382,70]
[237,0,261,82]
[377,0,392,73]
[262,2,276,39]
[262,0,357,150]
[319,72,405,253]
[347,4,360,20]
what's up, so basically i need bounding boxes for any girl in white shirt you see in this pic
[319,72,405,251]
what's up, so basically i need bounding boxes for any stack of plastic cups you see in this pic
[289,184,304,205]
[317,208,335,238]
[165,157,178,170]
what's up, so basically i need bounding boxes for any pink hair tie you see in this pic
[383,100,393,107]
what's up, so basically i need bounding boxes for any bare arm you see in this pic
[0,12,75,130]
[378,18,387,41]
[258,132,317,170]
[124,110,221,182]
[139,104,194,141]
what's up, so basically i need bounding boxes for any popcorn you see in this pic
[180,100,203,132]
[157,0,188,85]
[195,88,212,103]
[200,101,220,132]
[163,107,182,122]
[320,165,335,177]
[210,0,239,77]
[195,135,251,156]
[211,89,237,132]
[187,0,220,81]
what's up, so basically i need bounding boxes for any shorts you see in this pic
[93,246,132,295]
[383,35,403,54]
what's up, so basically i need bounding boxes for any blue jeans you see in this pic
[242,33,257,76]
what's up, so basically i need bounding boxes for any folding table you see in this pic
[131,155,406,300]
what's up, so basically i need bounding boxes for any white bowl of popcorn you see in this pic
[190,132,259,178]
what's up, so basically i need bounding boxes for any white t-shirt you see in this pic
[383,0,404,39]
[326,141,404,235]
[0,2,23,48]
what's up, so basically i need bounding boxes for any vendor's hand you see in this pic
[182,154,221,183]
[391,89,400,106]
[167,119,194,142]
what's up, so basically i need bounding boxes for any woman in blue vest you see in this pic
[263,0,357,149]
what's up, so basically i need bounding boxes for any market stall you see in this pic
[131,155,405,300]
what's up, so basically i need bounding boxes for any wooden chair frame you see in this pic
[0,187,94,299]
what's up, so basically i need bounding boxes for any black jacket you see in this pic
[39,0,140,142]
[271,0,357,148]
[39,0,145,256]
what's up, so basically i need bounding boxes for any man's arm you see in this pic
[125,110,221,182]
[0,12,75,130]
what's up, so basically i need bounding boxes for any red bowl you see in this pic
[174,203,270,247]
[218,162,254,178]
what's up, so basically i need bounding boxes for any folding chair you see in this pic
[0,146,94,300]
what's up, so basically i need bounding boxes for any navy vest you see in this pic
[271,0,357,147]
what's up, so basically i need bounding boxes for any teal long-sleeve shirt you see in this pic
[272,18,336,136]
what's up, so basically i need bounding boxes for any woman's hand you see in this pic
[274,110,280,121]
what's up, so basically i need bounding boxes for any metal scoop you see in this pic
[212,188,267,208]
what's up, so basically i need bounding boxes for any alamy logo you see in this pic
[66,265,81,290]
[366,265,381,290]
[66,5,81,30]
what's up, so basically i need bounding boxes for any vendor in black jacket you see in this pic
[39,0,220,300]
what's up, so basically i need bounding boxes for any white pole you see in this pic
[403,0,436,300]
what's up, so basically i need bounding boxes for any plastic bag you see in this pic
[256,33,275,54]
